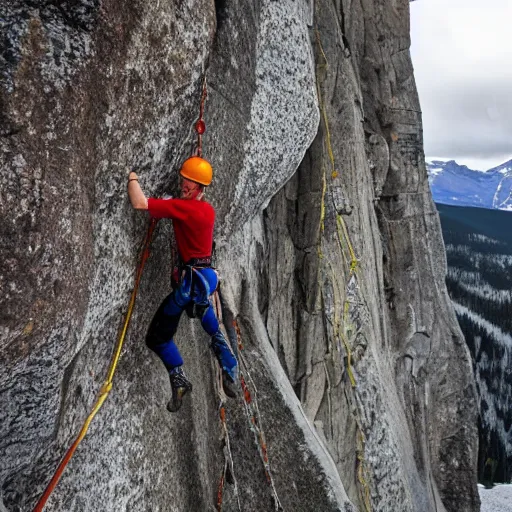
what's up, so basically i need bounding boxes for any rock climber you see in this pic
[127,157,238,412]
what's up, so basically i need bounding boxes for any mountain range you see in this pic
[427,159,512,210]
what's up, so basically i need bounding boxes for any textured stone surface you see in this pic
[219,0,480,511]
[0,0,479,511]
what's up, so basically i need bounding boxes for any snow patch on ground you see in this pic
[468,234,501,245]
[479,483,512,512]
[453,302,512,457]
[453,303,512,350]
[493,178,504,207]
[448,271,512,302]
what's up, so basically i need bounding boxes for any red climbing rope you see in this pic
[211,290,243,511]
[233,321,283,511]
[195,76,208,157]
[33,218,158,512]
[217,405,228,511]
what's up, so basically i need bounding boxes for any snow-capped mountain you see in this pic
[427,159,512,210]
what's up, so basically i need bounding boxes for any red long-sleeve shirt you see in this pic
[147,198,215,263]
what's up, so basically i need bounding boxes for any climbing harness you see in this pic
[33,218,158,512]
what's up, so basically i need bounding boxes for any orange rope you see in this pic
[216,405,227,511]
[216,472,225,511]
[34,218,158,512]
[233,321,283,511]
[195,76,208,157]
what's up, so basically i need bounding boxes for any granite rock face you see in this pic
[0,0,479,511]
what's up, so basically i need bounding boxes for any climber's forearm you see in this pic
[127,171,148,210]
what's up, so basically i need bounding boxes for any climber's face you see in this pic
[180,177,202,200]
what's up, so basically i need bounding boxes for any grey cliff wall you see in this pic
[0,0,479,511]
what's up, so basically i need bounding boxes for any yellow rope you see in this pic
[318,166,327,260]
[337,214,358,273]
[327,263,356,388]
[320,167,327,235]
[356,430,373,512]
[316,27,358,388]
[316,28,329,71]
[315,27,358,272]
[315,29,338,180]
[315,26,372,512]
[335,214,350,270]
[321,103,336,177]
[34,219,158,512]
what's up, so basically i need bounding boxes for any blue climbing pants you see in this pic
[145,267,238,380]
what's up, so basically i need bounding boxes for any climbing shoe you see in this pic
[167,367,192,413]
[222,371,238,399]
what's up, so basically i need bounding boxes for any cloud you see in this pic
[410,0,512,170]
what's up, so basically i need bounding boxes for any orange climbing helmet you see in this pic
[179,156,213,186]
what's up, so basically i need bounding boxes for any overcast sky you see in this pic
[410,0,512,171]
